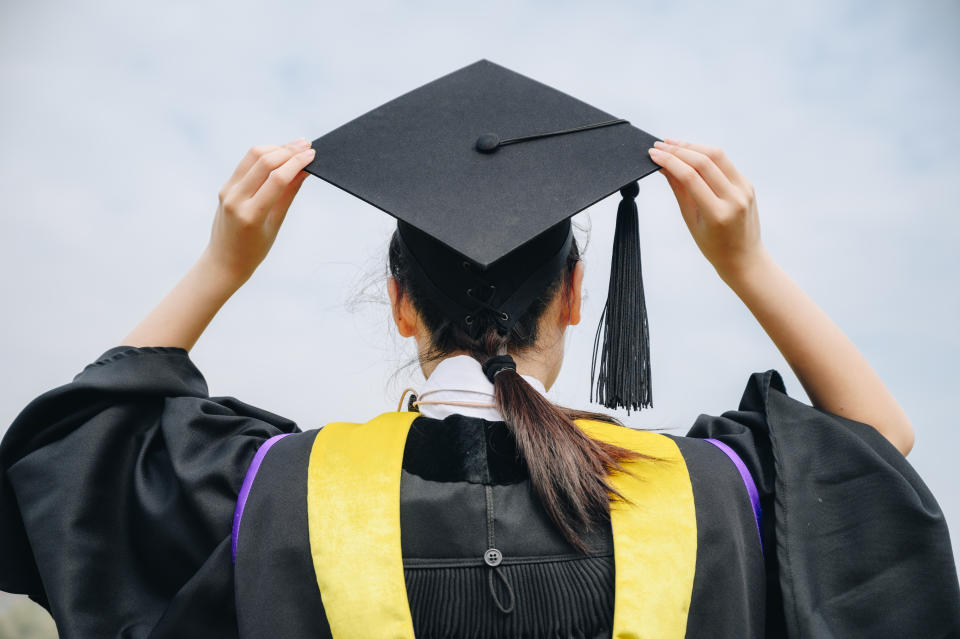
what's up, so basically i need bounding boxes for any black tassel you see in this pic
[590,181,652,413]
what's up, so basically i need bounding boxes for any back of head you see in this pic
[388,223,650,553]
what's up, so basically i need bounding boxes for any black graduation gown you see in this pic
[1,345,957,638]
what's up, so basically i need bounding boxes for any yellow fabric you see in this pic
[307,412,419,639]
[575,419,697,639]
[307,412,697,639]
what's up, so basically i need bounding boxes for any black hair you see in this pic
[388,229,655,552]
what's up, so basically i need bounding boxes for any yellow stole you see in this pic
[307,412,697,639]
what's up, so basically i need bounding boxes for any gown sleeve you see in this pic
[687,369,960,638]
[0,345,300,639]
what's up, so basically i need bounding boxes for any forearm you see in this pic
[122,250,245,352]
[121,141,313,352]
[717,248,914,455]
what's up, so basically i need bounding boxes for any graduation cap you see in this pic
[304,59,661,412]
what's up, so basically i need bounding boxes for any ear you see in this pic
[387,277,418,338]
[562,261,585,326]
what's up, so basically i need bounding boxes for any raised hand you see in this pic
[122,138,315,352]
[648,139,761,278]
[649,138,914,455]
[206,138,316,284]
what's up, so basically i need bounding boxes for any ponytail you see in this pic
[481,352,653,553]
[389,228,659,553]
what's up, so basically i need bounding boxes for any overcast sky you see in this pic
[2,0,958,609]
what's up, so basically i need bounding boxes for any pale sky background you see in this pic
[1,0,958,622]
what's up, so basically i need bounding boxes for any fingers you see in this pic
[219,139,305,200]
[648,146,720,213]
[653,141,737,200]
[223,144,280,194]
[663,138,750,190]
[255,150,315,227]
[254,146,314,205]
[233,139,312,200]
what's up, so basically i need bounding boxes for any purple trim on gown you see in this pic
[705,437,764,556]
[232,433,291,563]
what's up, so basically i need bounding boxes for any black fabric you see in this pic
[0,346,299,638]
[397,219,573,336]
[235,429,332,638]
[1,347,958,638]
[305,59,661,268]
[688,370,960,638]
[402,413,529,485]
[668,434,767,638]
[404,559,614,639]
[398,468,614,561]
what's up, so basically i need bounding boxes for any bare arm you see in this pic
[123,138,315,351]
[649,139,914,456]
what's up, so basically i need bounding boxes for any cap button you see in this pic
[483,548,503,567]
[620,181,640,199]
[475,133,501,154]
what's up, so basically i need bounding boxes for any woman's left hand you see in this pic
[649,138,915,456]
[648,139,761,279]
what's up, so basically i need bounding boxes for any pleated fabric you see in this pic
[404,557,614,639]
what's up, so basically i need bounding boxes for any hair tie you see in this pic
[481,354,517,383]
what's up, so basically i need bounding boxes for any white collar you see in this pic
[414,355,549,421]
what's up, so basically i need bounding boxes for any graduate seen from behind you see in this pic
[1,61,958,638]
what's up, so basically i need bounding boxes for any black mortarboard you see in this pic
[305,59,661,412]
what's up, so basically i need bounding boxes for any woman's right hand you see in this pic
[204,138,316,287]
[122,138,315,352]
[648,139,763,279]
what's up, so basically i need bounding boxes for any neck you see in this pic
[420,349,557,390]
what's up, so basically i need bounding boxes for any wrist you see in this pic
[713,246,775,289]
[194,249,250,299]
